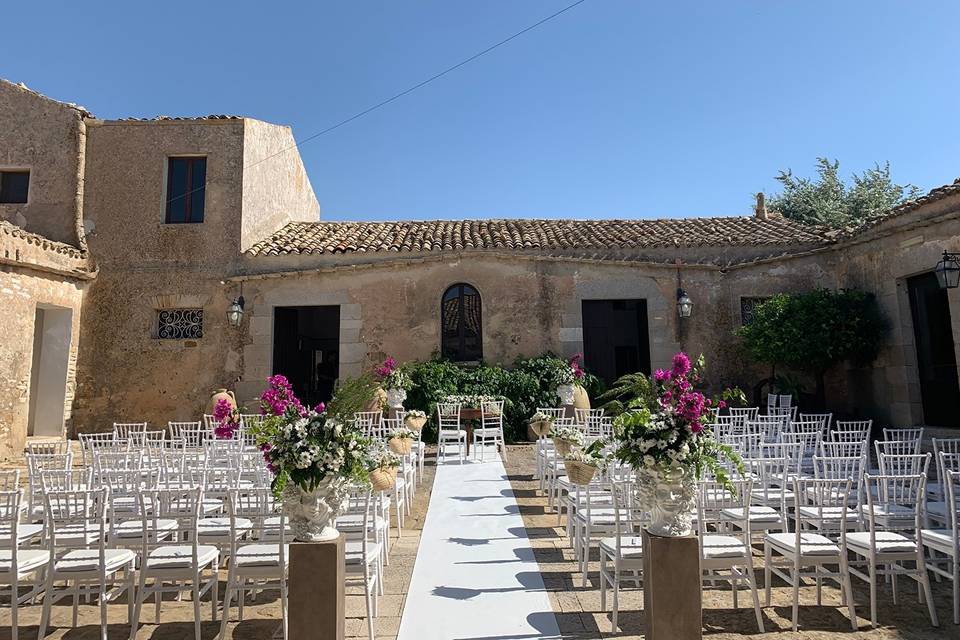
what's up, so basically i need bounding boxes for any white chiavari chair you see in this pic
[922,461,960,624]
[877,451,930,477]
[113,422,148,441]
[26,452,73,519]
[698,478,764,631]
[781,427,822,475]
[731,407,759,424]
[437,402,465,463]
[931,439,960,502]
[599,476,644,632]
[129,487,220,640]
[883,427,924,446]
[37,487,137,639]
[202,414,218,430]
[765,477,857,632]
[849,473,938,627]
[474,399,506,463]
[833,419,872,440]
[0,488,49,640]
[343,488,382,640]
[354,411,383,437]
[800,413,833,433]
[25,439,71,456]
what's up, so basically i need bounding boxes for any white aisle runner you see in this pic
[397,457,561,640]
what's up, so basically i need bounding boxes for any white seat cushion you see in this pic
[0,523,44,545]
[0,549,48,575]
[751,489,795,502]
[112,518,179,539]
[925,501,948,517]
[721,506,781,524]
[234,543,287,568]
[55,548,136,573]
[847,531,917,554]
[701,535,749,559]
[344,540,382,565]
[197,517,252,539]
[438,430,466,439]
[599,536,643,559]
[921,528,956,551]
[766,532,839,556]
[860,504,915,522]
[474,428,502,437]
[146,544,219,570]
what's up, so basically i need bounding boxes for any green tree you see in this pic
[768,158,919,228]
[735,289,886,408]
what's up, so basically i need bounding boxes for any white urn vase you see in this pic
[385,388,407,409]
[556,383,576,405]
[635,465,698,537]
[282,477,348,542]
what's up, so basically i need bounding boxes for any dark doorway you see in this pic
[908,273,960,427]
[581,299,651,387]
[273,306,340,409]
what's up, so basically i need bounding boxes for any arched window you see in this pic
[441,283,483,362]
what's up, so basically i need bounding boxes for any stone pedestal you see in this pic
[642,530,702,640]
[289,534,345,640]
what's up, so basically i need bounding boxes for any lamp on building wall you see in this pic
[676,288,693,318]
[935,250,960,289]
[227,282,245,327]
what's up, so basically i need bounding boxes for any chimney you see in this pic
[755,192,769,221]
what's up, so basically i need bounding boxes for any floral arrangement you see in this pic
[375,357,413,391]
[249,374,374,494]
[549,423,585,447]
[612,352,742,485]
[213,398,242,440]
[368,444,401,471]
[445,394,503,409]
[388,427,417,441]
[529,411,556,424]
[404,409,426,420]
[564,439,609,467]
[555,353,586,385]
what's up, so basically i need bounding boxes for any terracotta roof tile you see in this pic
[246,216,832,258]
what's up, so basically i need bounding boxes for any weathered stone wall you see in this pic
[0,221,89,457]
[72,120,247,432]
[831,193,960,426]
[240,119,320,251]
[0,80,85,247]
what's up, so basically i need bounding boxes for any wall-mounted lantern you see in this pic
[676,288,693,318]
[227,282,245,327]
[935,250,960,289]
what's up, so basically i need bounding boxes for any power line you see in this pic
[245,0,589,171]
[162,0,589,209]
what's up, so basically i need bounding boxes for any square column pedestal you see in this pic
[289,534,345,640]
[642,530,702,640]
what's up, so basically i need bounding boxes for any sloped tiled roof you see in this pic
[834,177,960,238]
[246,216,832,257]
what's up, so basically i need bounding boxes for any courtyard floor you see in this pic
[3,444,960,639]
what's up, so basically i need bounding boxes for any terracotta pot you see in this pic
[388,437,413,455]
[210,389,237,414]
[369,467,397,491]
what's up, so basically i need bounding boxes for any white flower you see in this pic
[643,455,655,467]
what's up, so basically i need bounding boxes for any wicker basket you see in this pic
[404,415,427,432]
[553,438,573,456]
[388,437,413,455]
[529,420,552,438]
[369,467,397,491]
[564,459,597,486]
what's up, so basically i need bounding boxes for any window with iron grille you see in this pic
[157,308,203,339]
[740,296,771,326]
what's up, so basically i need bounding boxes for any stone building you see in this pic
[1,77,958,457]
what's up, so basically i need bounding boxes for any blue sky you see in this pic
[2,1,958,221]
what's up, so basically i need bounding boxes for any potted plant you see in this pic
[249,375,374,542]
[612,353,742,537]
[368,445,400,491]
[550,423,585,457]
[555,354,586,405]
[563,440,607,485]
[388,426,417,455]
[528,411,555,438]
[404,409,427,432]
[375,357,413,409]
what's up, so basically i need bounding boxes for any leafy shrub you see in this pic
[403,354,603,443]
